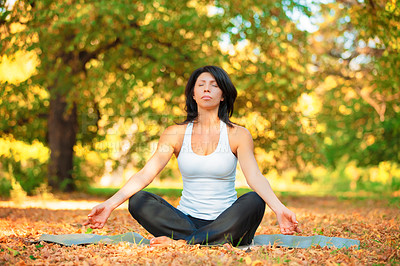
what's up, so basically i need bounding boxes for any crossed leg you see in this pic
[128,191,265,247]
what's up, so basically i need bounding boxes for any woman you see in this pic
[84,66,300,247]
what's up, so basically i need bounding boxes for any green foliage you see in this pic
[1,156,46,195]
[0,81,48,144]
[293,172,315,185]
[1,0,399,193]
[310,0,400,169]
[7,247,19,257]
[0,0,314,190]
[0,151,101,197]
[0,136,102,197]
[71,155,95,192]
[293,160,400,195]
[0,137,48,196]
[0,177,12,198]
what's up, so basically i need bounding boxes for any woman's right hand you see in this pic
[83,203,112,229]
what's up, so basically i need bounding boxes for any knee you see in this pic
[242,192,265,210]
[128,190,150,215]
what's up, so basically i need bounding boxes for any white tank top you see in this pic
[177,120,238,220]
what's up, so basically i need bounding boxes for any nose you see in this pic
[204,84,210,92]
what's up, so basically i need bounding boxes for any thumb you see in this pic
[291,213,298,223]
[292,214,300,232]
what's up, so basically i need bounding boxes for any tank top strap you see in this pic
[181,122,193,153]
[219,121,230,149]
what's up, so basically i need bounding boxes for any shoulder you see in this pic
[159,124,187,153]
[228,123,253,141]
[160,124,187,142]
[227,123,254,154]
[163,124,187,136]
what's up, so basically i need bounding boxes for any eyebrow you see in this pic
[198,79,217,82]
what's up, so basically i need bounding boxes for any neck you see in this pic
[194,109,220,129]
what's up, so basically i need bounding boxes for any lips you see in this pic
[201,96,212,100]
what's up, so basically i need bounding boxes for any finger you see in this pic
[285,227,295,235]
[87,208,97,217]
[284,225,296,235]
[295,225,302,233]
[291,213,297,223]
[85,216,97,225]
[89,222,97,229]
[86,217,94,225]
[83,220,90,226]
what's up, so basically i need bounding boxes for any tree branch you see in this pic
[376,91,400,102]
[354,87,386,121]
[368,0,376,10]
[79,37,121,65]
[322,69,398,122]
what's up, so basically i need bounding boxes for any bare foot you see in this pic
[150,236,186,247]
[223,243,234,251]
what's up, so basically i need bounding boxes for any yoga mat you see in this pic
[253,234,360,249]
[39,232,150,246]
[39,232,359,249]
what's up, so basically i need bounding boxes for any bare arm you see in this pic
[84,126,176,228]
[236,127,300,234]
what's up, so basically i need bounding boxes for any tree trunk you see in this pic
[48,93,78,192]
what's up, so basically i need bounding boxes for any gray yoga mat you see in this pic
[39,232,150,246]
[252,234,360,249]
[39,232,359,249]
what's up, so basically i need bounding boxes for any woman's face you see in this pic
[193,72,224,109]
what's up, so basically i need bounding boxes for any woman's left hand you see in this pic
[275,207,301,235]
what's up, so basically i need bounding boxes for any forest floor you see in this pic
[0,193,399,265]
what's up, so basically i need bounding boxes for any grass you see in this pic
[86,186,400,209]
[86,187,254,198]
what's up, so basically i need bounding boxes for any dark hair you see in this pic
[179,65,237,127]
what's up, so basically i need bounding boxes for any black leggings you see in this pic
[128,191,265,246]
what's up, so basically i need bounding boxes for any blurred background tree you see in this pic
[310,0,400,166]
[0,0,399,195]
[303,0,400,192]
